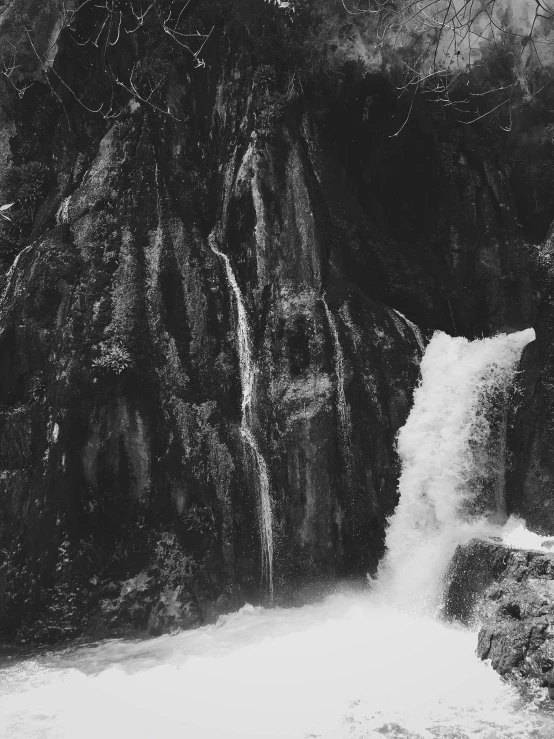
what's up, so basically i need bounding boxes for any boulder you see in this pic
[446,538,554,695]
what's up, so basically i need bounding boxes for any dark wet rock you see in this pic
[476,578,554,685]
[446,538,554,695]
[0,36,426,642]
[506,233,554,534]
[445,538,554,623]
[446,539,505,624]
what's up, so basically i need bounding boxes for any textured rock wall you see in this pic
[0,0,549,642]
[446,538,554,695]
[506,228,554,533]
[0,25,427,641]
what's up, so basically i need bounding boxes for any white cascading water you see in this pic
[209,238,274,598]
[377,328,535,613]
[5,327,554,739]
[494,397,510,521]
[323,300,353,466]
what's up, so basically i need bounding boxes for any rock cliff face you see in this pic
[506,235,554,534]
[0,0,551,642]
[0,96,425,640]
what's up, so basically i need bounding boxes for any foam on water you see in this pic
[502,517,554,552]
[1,593,553,739]
[2,327,552,739]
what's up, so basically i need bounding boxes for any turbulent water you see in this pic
[4,328,554,739]
[3,593,554,739]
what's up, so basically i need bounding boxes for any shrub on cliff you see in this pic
[3,161,51,217]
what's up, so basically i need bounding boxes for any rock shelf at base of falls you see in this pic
[446,538,554,696]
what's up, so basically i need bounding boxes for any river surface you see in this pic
[2,589,554,738]
[2,329,552,738]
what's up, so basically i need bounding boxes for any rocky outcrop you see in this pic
[446,538,554,695]
[446,538,554,620]
[477,578,554,695]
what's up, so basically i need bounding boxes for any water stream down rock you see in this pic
[208,234,274,600]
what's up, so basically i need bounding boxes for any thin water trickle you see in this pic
[209,237,273,598]
[392,308,426,353]
[323,300,353,468]
[3,327,554,739]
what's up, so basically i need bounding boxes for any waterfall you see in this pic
[209,237,274,599]
[377,328,535,614]
[392,308,426,352]
[323,300,352,467]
